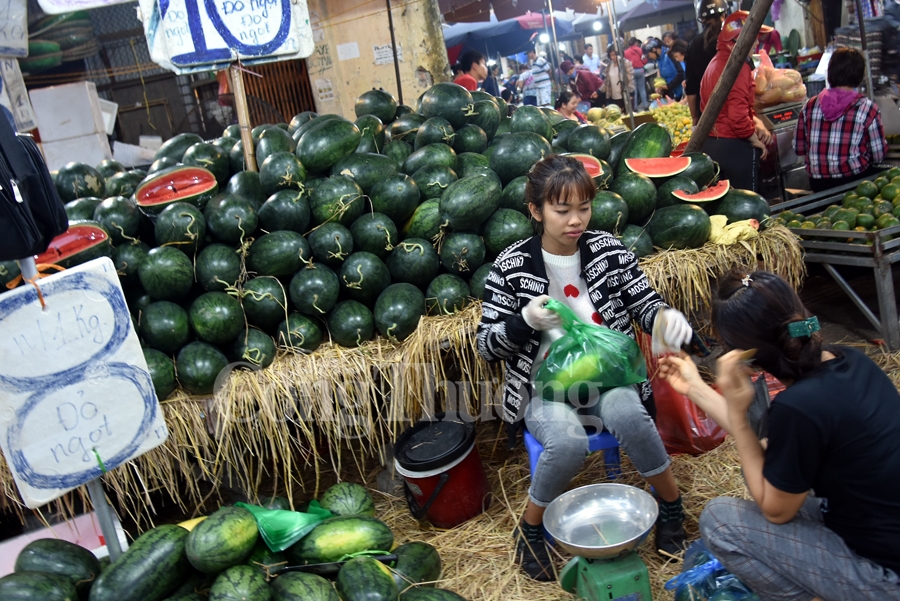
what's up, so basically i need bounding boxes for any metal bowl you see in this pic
[543,483,658,559]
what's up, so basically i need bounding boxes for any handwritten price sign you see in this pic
[140,0,314,74]
[0,258,167,508]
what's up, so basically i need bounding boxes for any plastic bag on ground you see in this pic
[236,500,333,552]
[533,299,647,404]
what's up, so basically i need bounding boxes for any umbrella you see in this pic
[444,12,574,57]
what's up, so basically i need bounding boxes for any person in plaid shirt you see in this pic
[794,48,886,193]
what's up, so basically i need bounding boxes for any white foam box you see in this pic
[41,133,112,172]
[0,511,128,577]
[29,81,106,142]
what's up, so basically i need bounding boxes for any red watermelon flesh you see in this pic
[136,166,218,214]
[567,153,603,179]
[624,156,691,177]
[35,222,111,267]
[673,179,730,202]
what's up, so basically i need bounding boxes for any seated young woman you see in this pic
[659,270,900,601]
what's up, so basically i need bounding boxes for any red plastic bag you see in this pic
[638,333,726,456]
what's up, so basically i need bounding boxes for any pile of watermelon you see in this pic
[0,481,463,601]
[8,82,773,401]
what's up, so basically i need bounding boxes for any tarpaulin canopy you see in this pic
[443,12,574,57]
[617,0,695,29]
[440,0,601,22]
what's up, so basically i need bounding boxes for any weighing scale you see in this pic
[544,483,658,601]
[756,101,808,199]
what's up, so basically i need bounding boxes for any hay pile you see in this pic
[377,424,749,601]
[0,225,803,521]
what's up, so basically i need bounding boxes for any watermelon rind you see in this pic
[136,166,219,215]
[672,179,730,202]
[187,506,259,574]
[658,176,700,209]
[624,156,691,177]
[290,517,393,563]
[319,482,376,517]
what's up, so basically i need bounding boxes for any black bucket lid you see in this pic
[394,412,476,472]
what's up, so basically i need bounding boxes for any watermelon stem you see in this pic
[242,347,263,365]
[375,224,394,251]
[311,294,325,315]
[385,323,398,344]
[343,264,365,289]
[110,222,139,244]
[462,103,477,117]
[327,238,348,262]
[398,241,425,256]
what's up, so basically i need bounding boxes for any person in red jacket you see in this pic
[624,38,648,110]
[700,11,773,192]
[561,60,603,108]
[453,50,487,92]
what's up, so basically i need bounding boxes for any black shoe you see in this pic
[655,518,687,555]
[513,525,555,581]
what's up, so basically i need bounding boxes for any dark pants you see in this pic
[523,95,537,106]
[702,137,760,192]
[605,97,625,110]
[809,166,883,193]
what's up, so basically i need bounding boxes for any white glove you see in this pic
[652,308,693,355]
[522,294,562,331]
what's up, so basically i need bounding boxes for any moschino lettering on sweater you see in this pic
[476,232,667,423]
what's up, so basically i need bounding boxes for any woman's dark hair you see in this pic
[525,154,596,232]
[703,16,724,51]
[607,44,618,58]
[827,47,866,89]
[712,269,837,382]
[459,50,485,74]
[662,31,675,42]
[554,90,579,110]
[628,37,640,47]
[671,39,688,56]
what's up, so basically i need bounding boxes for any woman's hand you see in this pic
[658,352,702,396]
[749,134,768,160]
[717,350,756,419]
[753,116,773,145]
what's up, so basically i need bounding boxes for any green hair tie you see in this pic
[787,316,820,338]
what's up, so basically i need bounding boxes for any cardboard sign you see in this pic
[36,0,131,15]
[140,0,314,74]
[0,258,167,508]
[0,0,27,57]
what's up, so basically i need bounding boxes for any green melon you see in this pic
[288,111,319,134]
[370,174,420,224]
[208,565,268,601]
[511,106,553,140]
[388,113,427,142]
[231,327,277,369]
[308,222,354,268]
[204,193,259,245]
[270,572,338,601]
[488,132,552,185]
[402,143,459,176]
[482,208,533,256]
[386,239,439,289]
[710,189,771,225]
[297,117,361,173]
[390,541,442,590]
[247,230,311,277]
[327,300,375,348]
[419,82,474,129]
[92,196,141,245]
[258,189,310,234]
[155,133,204,163]
[140,300,190,354]
[415,117,456,150]
[155,201,207,252]
[440,231,485,275]
[451,125,488,155]
[290,264,340,317]
[14,537,102,599]
[680,152,718,188]
[469,100,501,140]
[402,199,442,241]
[330,153,398,195]
[412,165,458,200]
[256,127,296,163]
[190,291,244,345]
[196,243,241,292]
[277,312,324,352]
[658,175,700,208]
[339,252,391,306]
[355,114,386,154]
[242,276,288,333]
[143,348,177,400]
[113,240,149,287]
[183,142,231,187]
[566,124,611,161]
[96,159,126,180]
[350,213,398,260]
[383,139,414,169]
[647,204,712,250]
[319,482,376,517]
[335,557,399,601]
[372,282,425,341]
[259,151,307,198]
[55,162,106,202]
[589,191,629,233]
[609,173,657,224]
[440,174,502,231]
[105,171,145,198]
[617,224,654,258]
[139,247,194,301]
[468,263,492,300]
[226,171,266,210]
[310,175,365,227]
[187,506,259,573]
[147,157,178,176]
[616,122,673,176]
[177,342,229,395]
[426,274,470,315]
[457,152,491,177]
[64,196,103,222]
[498,176,528,215]
[355,88,398,124]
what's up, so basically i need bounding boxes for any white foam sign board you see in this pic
[139,0,314,74]
[0,258,168,508]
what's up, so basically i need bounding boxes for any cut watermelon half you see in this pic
[135,165,218,215]
[564,153,612,185]
[624,156,692,177]
[673,179,730,202]
[35,220,113,269]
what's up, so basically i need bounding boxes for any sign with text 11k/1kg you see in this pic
[139,0,314,75]
[0,258,168,508]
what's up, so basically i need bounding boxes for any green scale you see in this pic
[544,484,656,601]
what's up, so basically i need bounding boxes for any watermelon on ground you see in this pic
[319,482,376,517]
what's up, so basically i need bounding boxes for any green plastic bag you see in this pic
[236,500,332,552]
[533,299,647,403]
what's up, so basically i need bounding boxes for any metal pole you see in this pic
[86,479,123,561]
[608,0,635,129]
[17,256,37,282]
[547,0,562,85]
[854,0,875,101]
[385,0,404,105]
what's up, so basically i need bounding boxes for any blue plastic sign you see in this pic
[0,258,168,508]
[139,0,314,74]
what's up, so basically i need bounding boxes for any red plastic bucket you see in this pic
[394,413,492,528]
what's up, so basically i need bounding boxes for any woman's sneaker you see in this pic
[656,495,687,554]
[513,521,555,581]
